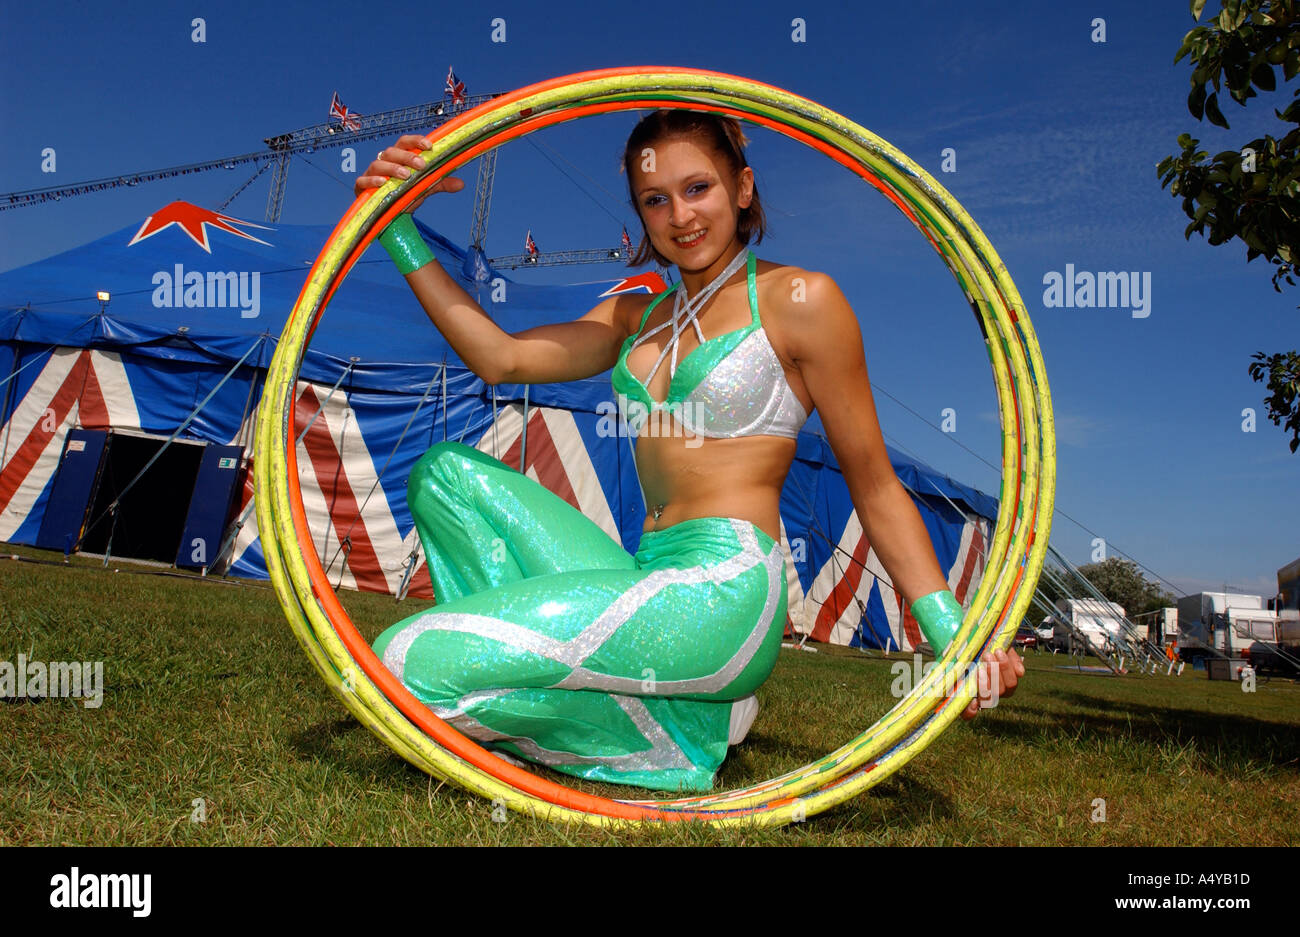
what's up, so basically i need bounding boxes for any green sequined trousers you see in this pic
[372,441,787,791]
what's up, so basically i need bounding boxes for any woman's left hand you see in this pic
[961,648,1025,720]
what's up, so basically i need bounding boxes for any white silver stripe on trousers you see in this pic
[382,519,781,697]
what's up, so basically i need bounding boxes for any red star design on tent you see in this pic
[598,272,669,298]
[127,201,274,253]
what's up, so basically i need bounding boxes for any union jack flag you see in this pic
[445,67,467,106]
[525,229,538,256]
[329,92,361,131]
[621,226,632,254]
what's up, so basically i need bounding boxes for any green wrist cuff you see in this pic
[378,214,434,275]
[911,589,963,655]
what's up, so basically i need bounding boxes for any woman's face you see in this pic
[629,135,754,269]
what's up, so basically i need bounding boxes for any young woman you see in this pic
[357,111,1023,792]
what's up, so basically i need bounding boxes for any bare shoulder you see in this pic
[755,259,859,363]
[583,286,657,339]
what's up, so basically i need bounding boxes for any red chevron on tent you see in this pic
[0,351,106,514]
[295,384,390,593]
[802,510,991,652]
[809,531,871,644]
[227,382,435,600]
[0,349,140,541]
[476,402,621,544]
[498,409,578,510]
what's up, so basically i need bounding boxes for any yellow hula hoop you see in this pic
[255,66,1055,827]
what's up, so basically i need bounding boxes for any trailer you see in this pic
[1173,592,1291,666]
[1278,556,1300,612]
[1241,610,1300,677]
[1049,597,1127,657]
[1132,606,1178,645]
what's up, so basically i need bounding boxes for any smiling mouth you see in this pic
[674,229,707,245]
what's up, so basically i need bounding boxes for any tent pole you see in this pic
[520,384,529,471]
[395,545,418,602]
[332,537,352,591]
[232,337,279,452]
[440,356,448,443]
[315,364,363,583]
[211,359,356,577]
[322,369,440,580]
[233,358,260,452]
[102,505,117,567]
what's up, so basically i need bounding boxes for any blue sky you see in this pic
[0,1,1293,599]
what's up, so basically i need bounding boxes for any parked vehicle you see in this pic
[1049,598,1126,657]
[1243,641,1300,677]
[1175,592,1282,664]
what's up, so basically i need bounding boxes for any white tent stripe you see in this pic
[537,406,618,542]
[0,350,142,542]
[90,351,142,431]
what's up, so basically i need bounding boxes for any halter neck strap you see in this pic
[630,248,751,384]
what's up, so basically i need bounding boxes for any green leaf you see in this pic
[1206,92,1231,128]
[1224,44,1251,89]
[1192,0,1208,20]
[1190,82,1208,119]
[1253,64,1277,91]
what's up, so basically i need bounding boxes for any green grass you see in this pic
[2,545,1298,845]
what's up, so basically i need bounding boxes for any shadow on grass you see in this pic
[972,693,1300,777]
[812,774,957,834]
[276,712,960,839]
[286,717,377,768]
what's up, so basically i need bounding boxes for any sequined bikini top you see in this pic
[610,249,809,440]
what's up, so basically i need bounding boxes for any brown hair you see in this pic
[621,110,767,268]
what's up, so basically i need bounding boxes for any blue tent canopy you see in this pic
[0,202,999,647]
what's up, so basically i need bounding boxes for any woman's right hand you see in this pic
[355,134,464,209]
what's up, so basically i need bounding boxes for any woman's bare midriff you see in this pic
[619,262,810,544]
[634,430,797,544]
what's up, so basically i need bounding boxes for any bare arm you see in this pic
[783,272,949,604]
[782,271,1024,719]
[400,261,630,385]
[358,136,633,386]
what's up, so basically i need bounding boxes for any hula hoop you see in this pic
[255,66,1055,827]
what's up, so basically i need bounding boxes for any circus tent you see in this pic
[0,200,996,649]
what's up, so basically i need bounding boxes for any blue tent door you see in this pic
[175,445,244,569]
[35,429,110,553]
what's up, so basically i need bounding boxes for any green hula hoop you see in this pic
[255,66,1055,827]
